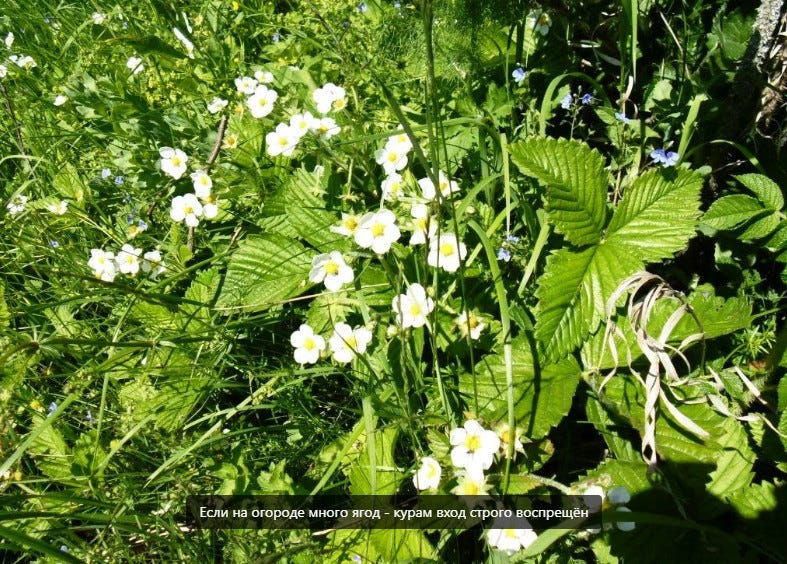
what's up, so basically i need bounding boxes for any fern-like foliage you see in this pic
[511,137,703,361]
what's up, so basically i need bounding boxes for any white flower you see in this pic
[584,485,635,533]
[409,203,436,246]
[451,472,490,498]
[159,147,188,179]
[116,244,142,275]
[47,200,68,215]
[207,97,228,114]
[392,283,434,328]
[91,12,106,25]
[170,193,203,227]
[329,213,362,237]
[309,251,354,292]
[495,423,525,459]
[417,170,460,201]
[290,324,325,365]
[126,56,144,74]
[487,525,538,556]
[354,209,401,254]
[329,322,372,364]
[15,55,36,69]
[53,94,67,106]
[201,194,218,219]
[449,420,500,478]
[254,70,274,83]
[190,170,212,198]
[88,249,117,282]
[234,76,258,95]
[314,117,340,139]
[289,112,318,138]
[530,11,552,36]
[413,456,442,491]
[428,233,466,273]
[4,32,13,48]
[6,194,27,215]
[375,145,408,175]
[386,129,413,154]
[454,310,485,340]
[141,250,166,278]
[247,85,278,118]
[266,123,298,157]
[312,82,346,113]
[381,173,405,202]
[0,64,6,79]
[173,27,194,58]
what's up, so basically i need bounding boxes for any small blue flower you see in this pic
[86,409,94,424]
[272,32,280,42]
[122,21,128,30]
[580,93,593,105]
[511,67,526,85]
[497,248,512,262]
[342,20,350,29]
[126,214,135,225]
[560,93,573,110]
[614,111,630,124]
[358,2,367,12]
[48,402,57,416]
[394,1,401,7]
[505,235,520,244]
[114,175,124,185]
[60,545,68,552]
[101,168,112,179]
[49,240,59,248]
[650,148,679,167]
[138,219,148,230]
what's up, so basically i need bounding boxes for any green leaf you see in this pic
[606,169,703,262]
[348,428,401,496]
[215,233,311,313]
[728,481,779,519]
[535,244,642,362]
[511,137,608,246]
[735,173,784,210]
[739,212,780,240]
[702,195,765,230]
[766,221,787,252]
[458,335,581,439]
[52,163,87,200]
[285,168,346,251]
[706,417,755,499]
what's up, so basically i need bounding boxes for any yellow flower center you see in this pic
[258,98,268,107]
[462,481,480,496]
[415,217,428,230]
[184,205,194,214]
[333,98,346,110]
[539,14,549,26]
[409,303,422,316]
[171,157,181,167]
[371,222,385,237]
[426,464,437,478]
[468,315,479,329]
[125,256,135,264]
[199,176,209,185]
[346,335,357,350]
[500,429,511,443]
[387,151,399,163]
[324,260,339,275]
[303,337,316,350]
[343,218,358,231]
[504,529,518,539]
[465,434,481,452]
[204,195,215,204]
[440,242,455,257]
